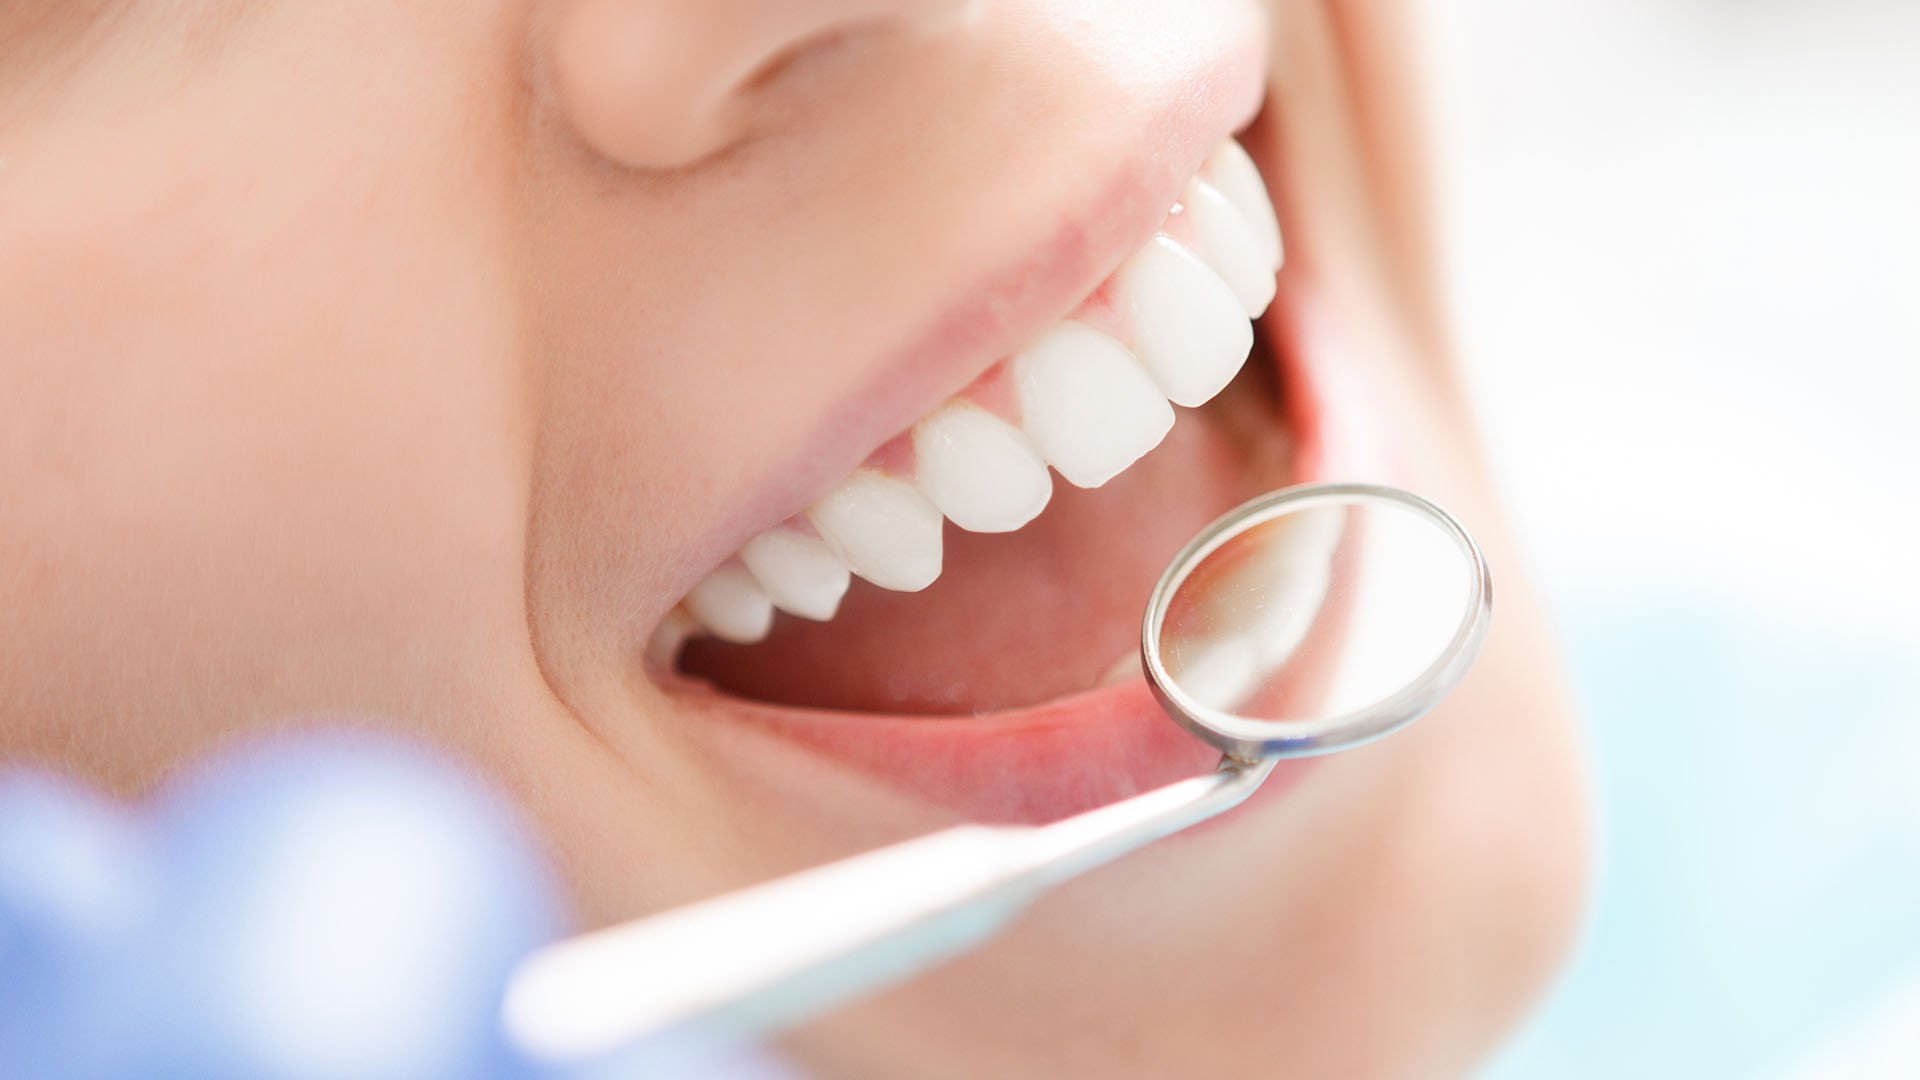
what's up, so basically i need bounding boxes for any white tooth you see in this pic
[1115,235,1253,408]
[645,607,698,668]
[808,470,944,592]
[1202,139,1283,270]
[911,405,1052,533]
[739,528,851,621]
[1183,177,1277,317]
[684,565,775,644]
[1013,321,1174,489]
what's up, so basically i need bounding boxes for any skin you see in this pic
[0,1,1590,1076]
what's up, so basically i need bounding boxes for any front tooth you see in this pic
[684,565,775,644]
[912,405,1052,533]
[1183,177,1277,317]
[1013,321,1175,489]
[808,470,944,591]
[1202,139,1283,271]
[1114,235,1253,408]
[739,527,851,620]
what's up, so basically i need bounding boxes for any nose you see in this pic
[548,0,970,171]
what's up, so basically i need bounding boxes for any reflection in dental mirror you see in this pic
[1146,484,1490,759]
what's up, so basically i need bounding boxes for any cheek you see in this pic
[0,105,535,784]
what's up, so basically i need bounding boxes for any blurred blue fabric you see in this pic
[0,734,801,1080]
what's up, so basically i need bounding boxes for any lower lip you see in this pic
[681,283,1366,825]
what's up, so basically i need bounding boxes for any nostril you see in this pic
[546,0,972,173]
[736,0,977,93]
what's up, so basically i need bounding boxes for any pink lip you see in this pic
[677,274,1365,825]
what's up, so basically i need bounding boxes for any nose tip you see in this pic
[547,0,974,172]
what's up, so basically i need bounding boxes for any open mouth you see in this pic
[645,137,1330,821]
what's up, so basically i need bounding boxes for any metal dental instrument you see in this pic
[503,482,1493,1066]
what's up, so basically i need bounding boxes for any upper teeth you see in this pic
[1013,320,1175,489]
[738,527,850,621]
[1114,234,1255,408]
[669,137,1282,647]
[912,404,1054,533]
[1200,139,1284,272]
[807,470,945,594]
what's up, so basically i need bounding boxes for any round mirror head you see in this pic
[1141,483,1492,760]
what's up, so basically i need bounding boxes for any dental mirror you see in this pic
[1144,481,1492,761]
[504,482,1492,1067]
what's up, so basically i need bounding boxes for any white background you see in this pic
[1430,2,1920,1074]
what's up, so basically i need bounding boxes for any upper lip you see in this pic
[671,39,1271,609]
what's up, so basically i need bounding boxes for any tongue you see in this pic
[681,373,1291,715]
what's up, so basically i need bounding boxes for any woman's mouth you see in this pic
[660,136,1281,657]
[632,128,1342,822]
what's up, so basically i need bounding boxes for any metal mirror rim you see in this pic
[1140,482,1494,761]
